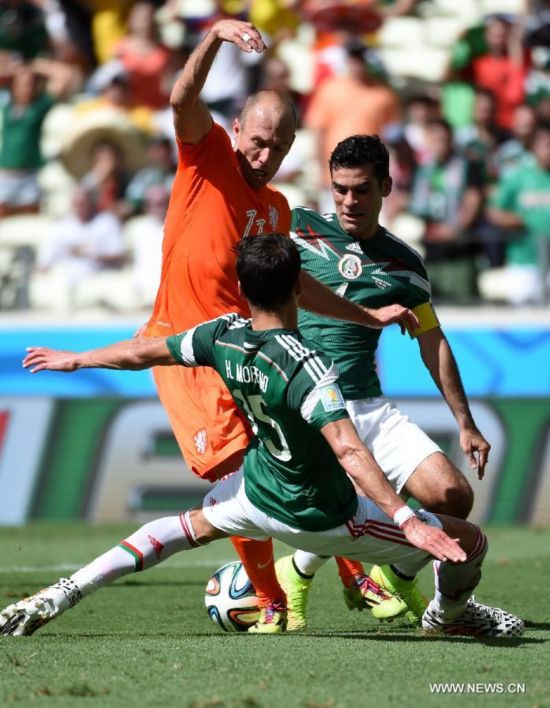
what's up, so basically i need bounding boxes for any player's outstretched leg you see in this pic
[422,596,525,638]
[0,511,221,637]
[369,564,429,625]
[422,529,523,637]
[247,599,287,634]
[336,557,405,618]
[0,578,82,637]
[275,555,315,631]
[276,552,406,631]
[231,536,287,634]
[378,513,524,638]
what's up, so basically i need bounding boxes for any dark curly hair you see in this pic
[329,135,390,184]
[235,234,301,311]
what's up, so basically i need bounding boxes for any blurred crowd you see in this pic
[0,0,549,312]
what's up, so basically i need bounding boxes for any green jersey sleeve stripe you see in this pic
[225,315,250,329]
[166,328,198,365]
[275,333,329,382]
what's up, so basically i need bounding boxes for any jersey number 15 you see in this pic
[233,390,291,461]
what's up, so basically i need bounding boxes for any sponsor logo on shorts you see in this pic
[319,384,346,412]
[193,429,207,455]
[338,254,362,280]
[209,497,217,507]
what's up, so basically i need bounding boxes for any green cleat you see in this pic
[275,555,311,631]
[370,564,429,625]
[342,574,407,621]
[248,599,287,634]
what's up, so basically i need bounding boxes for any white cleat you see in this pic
[422,597,525,638]
[0,578,82,636]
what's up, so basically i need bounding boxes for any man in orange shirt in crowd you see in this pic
[305,39,400,211]
[145,18,417,632]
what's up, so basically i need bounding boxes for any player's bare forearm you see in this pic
[321,419,406,519]
[419,328,490,476]
[170,19,265,142]
[23,338,175,374]
[321,419,466,562]
[419,328,473,426]
[170,32,219,141]
[298,271,419,331]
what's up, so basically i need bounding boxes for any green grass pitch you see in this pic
[0,523,549,707]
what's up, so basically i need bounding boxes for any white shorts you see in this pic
[202,469,441,569]
[346,397,441,493]
[0,171,41,207]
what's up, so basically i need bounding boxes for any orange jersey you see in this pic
[146,123,291,480]
[146,123,291,337]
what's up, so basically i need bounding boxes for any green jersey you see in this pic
[167,314,357,532]
[491,164,550,266]
[0,91,55,170]
[291,208,433,399]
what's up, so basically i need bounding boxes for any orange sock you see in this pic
[336,557,365,587]
[230,536,283,608]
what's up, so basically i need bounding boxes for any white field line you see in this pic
[0,559,234,573]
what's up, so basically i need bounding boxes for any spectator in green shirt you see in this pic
[487,122,550,304]
[0,59,72,216]
[409,118,485,302]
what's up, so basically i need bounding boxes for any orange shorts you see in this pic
[153,364,251,482]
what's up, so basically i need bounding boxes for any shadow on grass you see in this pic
[19,630,544,647]
[525,621,550,630]
[304,630,543,648]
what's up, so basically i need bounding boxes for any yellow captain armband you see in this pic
[407,302,440,338]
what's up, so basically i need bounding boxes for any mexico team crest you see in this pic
[338,254,362,280]
[193,429,208,455]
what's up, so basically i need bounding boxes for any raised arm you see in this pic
[321,417,466,562]
[417,327,490,478]
[170,19,266,143]
[298,270,419,332]
[23,338,176,374]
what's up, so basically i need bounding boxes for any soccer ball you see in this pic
[205,561,260,632]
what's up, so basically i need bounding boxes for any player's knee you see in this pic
[454,480,474,519]
[439,516,485,558]
[426,482,474,519]
[413,479,474,519]
[408,461,474,519]
[444,475,474,519]
[187,508,227,545]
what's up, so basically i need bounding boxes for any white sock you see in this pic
[293,551,330,577]
[432,531,488,620]
[71,513,200,595]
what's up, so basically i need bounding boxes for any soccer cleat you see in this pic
[343,573,407,621]
[247,599,287,634]
[0,578,82,636]
[275,555,311,631]
[422,598,525,638]
[370,564,428,624]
